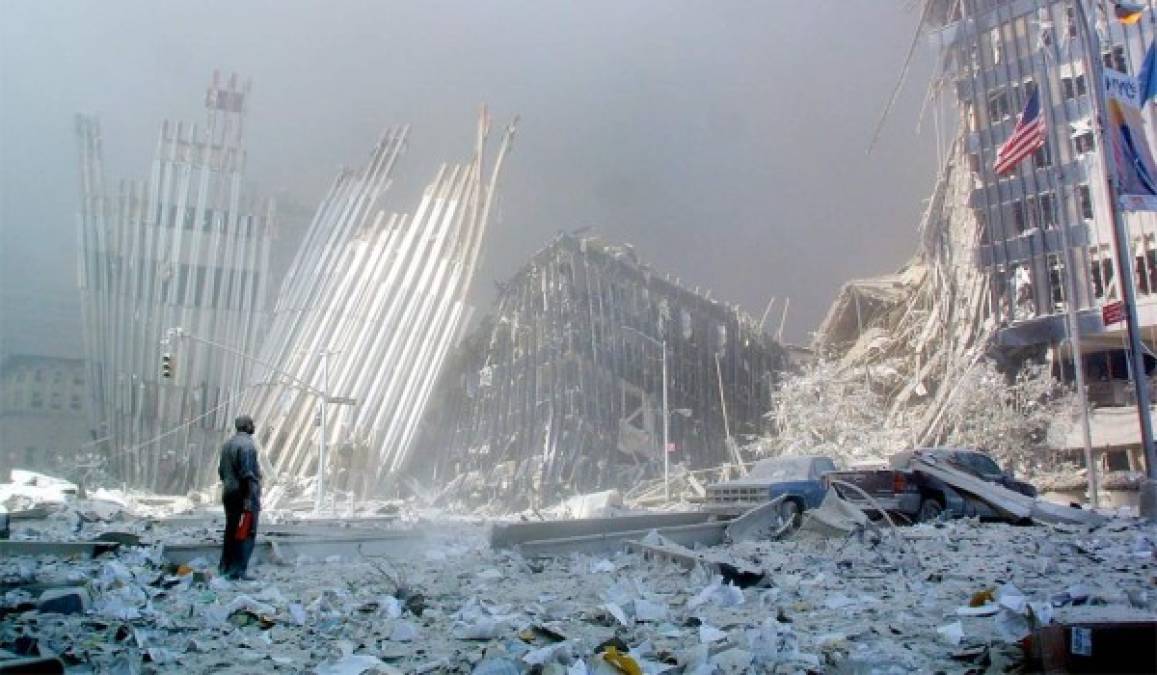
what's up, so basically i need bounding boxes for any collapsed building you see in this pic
[414,234,790,507]
[241,113,516,503]
[75,73,274,493]
[810,1,1157,503]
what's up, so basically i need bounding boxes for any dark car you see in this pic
[825,447,1037,523]
[704,455,838,521]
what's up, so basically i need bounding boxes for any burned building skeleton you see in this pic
[417,234,790,507]
[75,73,273,493]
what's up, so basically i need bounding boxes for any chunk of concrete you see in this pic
[37,587,91,615]
[0,657,65,674]
[95,531,141,547]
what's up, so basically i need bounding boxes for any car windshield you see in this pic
[957,451,1002,476]
[747,456,813,481]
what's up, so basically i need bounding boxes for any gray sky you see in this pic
[1,1,939,356]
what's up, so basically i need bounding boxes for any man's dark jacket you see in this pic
[218,432,262,511]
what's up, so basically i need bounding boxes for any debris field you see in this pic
[2,480,1156,674]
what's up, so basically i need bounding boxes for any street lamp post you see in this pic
[1073,1,1157,517]
[624,326,671,502]
[165,328,355,513]
[660,342,670,502]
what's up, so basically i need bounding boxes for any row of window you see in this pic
[10,369,84,386]
[157,205,259,236]
[995,237,1157,323]
[974,184,1094,237]
[973,8,1124,75]
[21,391,83,411]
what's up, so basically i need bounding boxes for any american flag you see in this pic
[994,86,1047,175]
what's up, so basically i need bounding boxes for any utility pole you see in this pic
[1074,0,1157,516]
[317,350,332,513]
[165,328,355,512]
[624,325,672,501]
[661,340,670,502]
[1036,37,1099,506]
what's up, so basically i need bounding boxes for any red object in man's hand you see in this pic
[235,512,253,541]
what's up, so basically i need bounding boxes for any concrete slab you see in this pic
[160,531,427,566]
[490,511,719,550]
[515,521,727,558]
[723,495,788,543]
[0,541,119,559]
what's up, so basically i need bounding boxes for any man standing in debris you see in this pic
[218,415,262,580]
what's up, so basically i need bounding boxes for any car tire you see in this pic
[917,498,943,523]
[778,500,801,529]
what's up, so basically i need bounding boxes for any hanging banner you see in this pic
[1104,69,1141,107]
[1107,94,1157,211]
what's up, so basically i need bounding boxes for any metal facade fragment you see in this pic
[76,72,273,492]
[417,234,790,507]
[241,112,517,500]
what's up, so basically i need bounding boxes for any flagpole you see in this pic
[1074,0,1157,516]
[1037,17,1100,505]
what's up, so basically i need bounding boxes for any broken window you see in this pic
[1065,7,1079,39]
[1077,184,1094,219]
[1048,253,1065,311]
[1103,45,1128,73]
[1038,192,1056,228]
[1105,448,1131,471]
[1073,130,1095,155]
[988,89,1010,120]
[1136,234,1157,295]
[1033,143,1051,169]
[1013,263,1036,319]
[1061,73,1088,100]
[1090,245,1116,299]
[966,102,980,133]
[1147,235,1157,294]
[1011,200,1028,233]
[994,264,1012,324]
[982,26,1002,65]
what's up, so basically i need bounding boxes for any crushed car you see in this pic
[823,447,1038,523]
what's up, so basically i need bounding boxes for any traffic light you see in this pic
[160,353,174,379]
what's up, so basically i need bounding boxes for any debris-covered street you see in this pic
[2,472,1156,673]
[9,1,1157,673]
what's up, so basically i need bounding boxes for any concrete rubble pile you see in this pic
[809,133,995,464]
[3,465,1155,674]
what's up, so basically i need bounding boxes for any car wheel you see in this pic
[917,498,943,523]
[778,500,801,529]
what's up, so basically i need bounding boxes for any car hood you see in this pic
[710,478,815,491]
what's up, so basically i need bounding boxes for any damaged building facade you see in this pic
[75,73,274,493]
[923,0,1157,475]
[415,234,790,507]
[239,113,516,504]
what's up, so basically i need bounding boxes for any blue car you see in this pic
[704,455,839,521]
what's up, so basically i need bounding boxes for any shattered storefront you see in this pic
[415,234,789,507]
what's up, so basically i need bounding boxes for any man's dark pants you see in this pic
[219,506,259,579]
